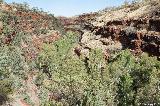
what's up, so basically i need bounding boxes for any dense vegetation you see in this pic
[1,31,159,105]
[35,32,160,106]
[0,0,160,106]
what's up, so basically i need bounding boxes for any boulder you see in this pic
[85,40,106,50]
[81,31,94,43]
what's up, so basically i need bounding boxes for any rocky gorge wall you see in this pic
[62,2,160,60]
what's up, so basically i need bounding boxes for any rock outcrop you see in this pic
[69,1,160,60]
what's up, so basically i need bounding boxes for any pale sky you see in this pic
[5,0,132,17]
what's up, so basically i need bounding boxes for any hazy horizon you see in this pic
[5,0,132,17]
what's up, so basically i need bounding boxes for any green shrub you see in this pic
[0,79,13,105]
[108,50,160,105]
[36,33,115,105]
[36,29,160,106]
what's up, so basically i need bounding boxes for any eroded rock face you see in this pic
[81,20,159,56]
[69,3,160,60]
[79,19,159,59]
[149,19,160,32]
